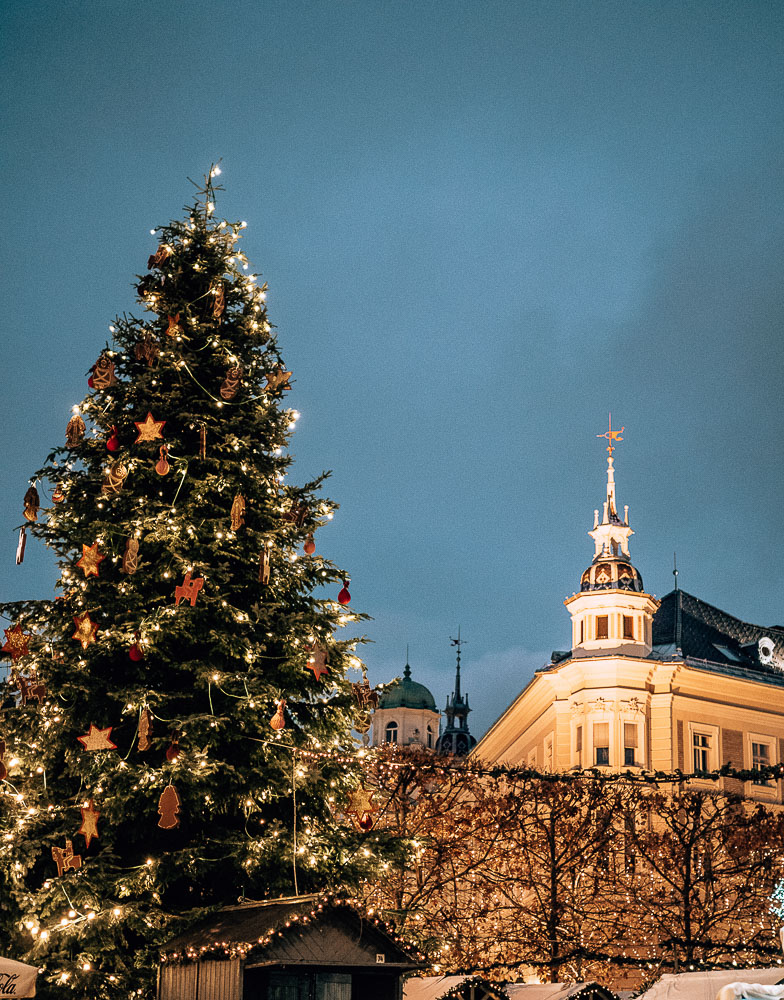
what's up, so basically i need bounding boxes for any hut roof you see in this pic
[161,894,421,970]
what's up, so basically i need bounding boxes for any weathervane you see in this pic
[450,627,466,663]
[597,413,624,457]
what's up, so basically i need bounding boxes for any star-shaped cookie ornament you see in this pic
[348,788,376,817]
[306,644,329,682]
[2,624,31,663]
[72,612,99,649]
[264,367,292,393]
[77,541,105,579]
[134,411,166,443]
[79,799,101,847]
[77,725,117,752]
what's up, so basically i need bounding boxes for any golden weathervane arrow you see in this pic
[597,413,624,456]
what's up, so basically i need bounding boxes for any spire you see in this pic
[403,645,411,681]
[450,628,465,700]
[589,416,633,561]
[596,413,624,521]
[437,629,476,756]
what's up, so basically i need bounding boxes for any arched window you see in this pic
[426,724,434,748]
[385,721,398,744]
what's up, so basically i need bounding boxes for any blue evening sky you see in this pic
[2,1,783,738]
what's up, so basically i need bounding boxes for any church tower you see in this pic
[436,632,477,756]
[563,417,659,659]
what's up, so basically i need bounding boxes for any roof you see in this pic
[505,984,617,999]
[651,590,784,685]
[161,894,421,969]
[636,966,784,1000]
[404,974,508,999]
[380,664,437,711]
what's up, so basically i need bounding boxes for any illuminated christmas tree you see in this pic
[0,169,380,997]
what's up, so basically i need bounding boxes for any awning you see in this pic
[0,956,39,997]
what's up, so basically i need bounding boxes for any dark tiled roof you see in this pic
[162,895,420,966]
[651,589,784,683]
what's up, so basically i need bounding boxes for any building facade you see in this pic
[475,438,784,799]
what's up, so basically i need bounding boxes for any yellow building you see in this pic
[475,432,784,800]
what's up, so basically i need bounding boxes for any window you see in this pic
[623,615,634,640]
[596,616,609,640]
[576,725,583,766]
[267,971,351,999]
[693,731,710,772]
[545,735,554,771]
[752,741,772,786]
[594,722,610,766]
[580,619,584,644]
[624,722,638,766]
[426,724,434,749]
[688,723,719,778]
[385,721,398,744]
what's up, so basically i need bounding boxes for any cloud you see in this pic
[462,646,552,741]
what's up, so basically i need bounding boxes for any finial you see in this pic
[450,628,466,701]
[404,645,411,680]
[597,413,624,457]
[673,552,678,591]
[597,414,624,519]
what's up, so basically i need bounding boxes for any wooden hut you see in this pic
[505,984,618,999]
[158,894,421,1000]
[404,974,509,999]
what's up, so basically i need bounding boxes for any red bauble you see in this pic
[338,580,351,605]
[107,427,120,452]
[358,812,374,832]
[129,642,144,662]
[165,741,180,762]
[304,533,316,555]
[87,375,95,388]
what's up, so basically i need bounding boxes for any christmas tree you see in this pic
[0,169,382,997]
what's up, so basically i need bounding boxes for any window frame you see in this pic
[746,731,778,799]
[384,720,398,744]
[622,718,644,769]
[593,720,610,767]
[687,722,719,779]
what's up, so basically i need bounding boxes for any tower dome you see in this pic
[378,662,437,711]
[580,556,644,593]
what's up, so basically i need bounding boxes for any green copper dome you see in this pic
[378,662,437,711]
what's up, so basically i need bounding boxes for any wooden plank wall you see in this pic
[158,960,242,1000]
